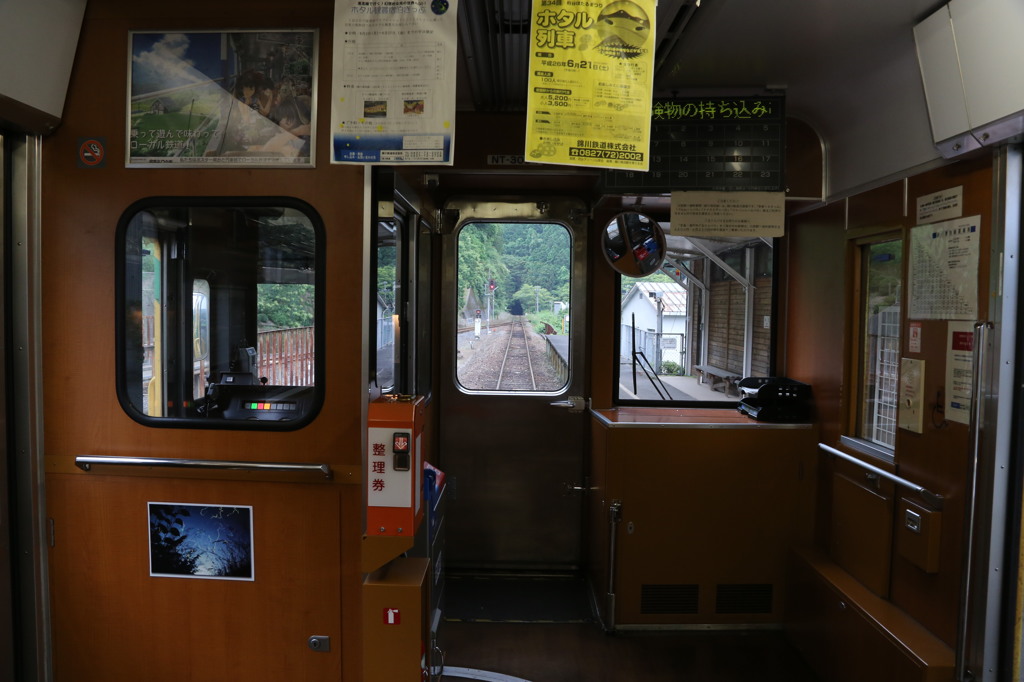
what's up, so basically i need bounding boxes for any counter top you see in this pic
[591,406,813,429]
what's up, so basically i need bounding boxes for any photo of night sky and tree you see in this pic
[148,503,254,580]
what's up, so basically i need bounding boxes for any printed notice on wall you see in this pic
[908,321,923,354]
[946,321,975,425]
[908,215,980,320]
[670,191,785,238]
[331,0,458,165]
[524,0,656,171]
[916,186,963,224]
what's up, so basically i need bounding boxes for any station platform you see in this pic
[618,363,738,402]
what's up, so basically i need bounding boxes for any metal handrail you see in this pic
[818,443,944,510]
[74,455,332,479]
[957,320,994,682]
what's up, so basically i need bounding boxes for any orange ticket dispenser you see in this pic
[366,395,425,539]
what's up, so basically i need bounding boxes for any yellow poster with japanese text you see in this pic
[525,0,655,171]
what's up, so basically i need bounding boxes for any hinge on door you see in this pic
[48,518,55,547]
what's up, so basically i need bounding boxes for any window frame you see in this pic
[452,218,575,397]
[369,168,432,399]
[612,236,779,408]
[843,229,906,460]
[114,195,326,431]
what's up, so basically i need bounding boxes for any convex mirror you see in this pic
[601,211,666,277]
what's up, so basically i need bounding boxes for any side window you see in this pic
[192,280,211,401]
[117,199,324,429]
[855,237,904,450]
[374,218,398,393]
[614,227,775,405]
[371,198,432,398]
[454,222,571,393]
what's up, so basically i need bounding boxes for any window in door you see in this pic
[454,221,572,394]
[117,198,324,429]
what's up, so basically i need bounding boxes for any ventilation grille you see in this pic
[715,584,774,614]
[640,584,699,614]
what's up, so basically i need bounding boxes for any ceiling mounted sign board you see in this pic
[602,95,786,194]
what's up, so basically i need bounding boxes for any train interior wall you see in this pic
[41,2,366,680]
[781,154,995,681]
[4,0,1013,680]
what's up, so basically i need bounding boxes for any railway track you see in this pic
[496,316,536,391]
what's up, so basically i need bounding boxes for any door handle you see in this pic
[550,395,588,413]
[563,481,596,495]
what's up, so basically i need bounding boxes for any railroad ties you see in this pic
[496,316,537,391]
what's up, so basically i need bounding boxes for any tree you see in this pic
[456,222,571,320]
[150,505,200,575]
[257,283,314,330]
[511,283,554,314]
[457,223,509,313]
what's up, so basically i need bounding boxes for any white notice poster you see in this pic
[670,191,786,238]
[908,216,980,320]
[945,321,976,425]
[331,0,458,164]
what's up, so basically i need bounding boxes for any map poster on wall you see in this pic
[128,31,317,167]
[908,216,980,320]
[670,191,785,238]
[524,0,656,171]
[330,0,458,165]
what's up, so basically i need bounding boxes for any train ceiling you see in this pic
[456,0,942,119]
[455,0,951,198]
[456,0,700,112]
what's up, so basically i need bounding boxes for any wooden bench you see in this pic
[787,548,954,682]
[694,364,742,396]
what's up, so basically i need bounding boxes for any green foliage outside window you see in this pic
[458,222,571,333]
[258,283,315,330]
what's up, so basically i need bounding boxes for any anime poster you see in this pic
[128,31,317,167]
[524,0,656,171]
[149,502,254,581]
[330,0,458,165]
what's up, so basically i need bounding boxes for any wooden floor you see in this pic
[438,621,822,682]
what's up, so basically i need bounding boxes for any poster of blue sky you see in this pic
[128,30,316,167]
[149,503,254,581]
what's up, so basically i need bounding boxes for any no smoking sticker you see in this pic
[78,138,106,168]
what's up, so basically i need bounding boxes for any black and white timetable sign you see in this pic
[601,96,785,194]
[908,216,980,321]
